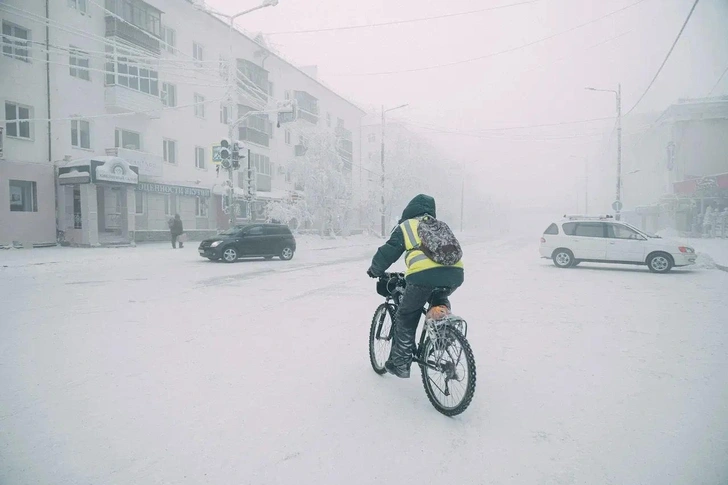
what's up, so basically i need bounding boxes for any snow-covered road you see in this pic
[2,236,727,485]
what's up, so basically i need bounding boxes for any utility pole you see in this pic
[584,157,589,214]
[585,83,623,220]
[380,105,385,237]
[460,161,465,232]
[380,103,408,237]
[220,1,279,228]
[616,82,622,221]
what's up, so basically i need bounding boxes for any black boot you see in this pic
[385,324,416,379]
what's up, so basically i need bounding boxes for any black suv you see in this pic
[198,224,297,262]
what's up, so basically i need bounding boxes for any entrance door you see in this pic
[96,185,127,243]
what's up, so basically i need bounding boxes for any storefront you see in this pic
[133,182,215,242]
[57,156,138,246]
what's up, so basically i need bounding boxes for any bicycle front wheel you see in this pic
[369,303,395,374]
[420,327,476,416]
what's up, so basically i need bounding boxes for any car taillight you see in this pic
[678,246,694,253]
[540,237,546,243]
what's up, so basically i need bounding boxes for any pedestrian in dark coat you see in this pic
[169,214,184,248]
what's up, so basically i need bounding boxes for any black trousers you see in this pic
[171,234,183,248]
[388,283,457,367]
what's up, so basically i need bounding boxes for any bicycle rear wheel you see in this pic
[369,303,395,374]
[419,327,476,416]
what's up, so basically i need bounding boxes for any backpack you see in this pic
[416,216,463,266]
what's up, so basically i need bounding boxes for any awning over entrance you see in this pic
[58,169,90,185]
[673,172,728,195]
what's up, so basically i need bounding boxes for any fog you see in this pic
[211,0,728,228]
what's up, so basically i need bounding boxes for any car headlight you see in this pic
[210,241,222,248]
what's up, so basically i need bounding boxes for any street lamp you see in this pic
[218,1,279,227]
[586,84,622,220]
[380,103,408,237]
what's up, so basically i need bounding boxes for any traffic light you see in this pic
[220,138,231,169]
[231,140,245,170]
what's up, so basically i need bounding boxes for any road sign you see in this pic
[212,145,222,165]
[612,200,623,212]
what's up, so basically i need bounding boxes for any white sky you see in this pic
[207,0,728,210]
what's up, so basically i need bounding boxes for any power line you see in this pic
[624,0,700,116]
[708,64,728,96]
[330,0,648,76]
[264,0,540,35]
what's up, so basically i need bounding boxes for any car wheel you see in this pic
[222,247,238,263]
[647,252,673,273]
[280,246,294,261]
[552,249,575,268]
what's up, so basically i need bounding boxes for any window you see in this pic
[326,112,331,127]
[192,42,204,66]
[195,197,208,217]
[368,133,376,143]
[268,81,274,98]
[104,46,159,96]
[9,180,37,212]
[107,0,161,36]
[68,0,89,14]
[609,224,643,240]
[245,226,264,236]
[195,146,205,169]
[163,194,171,215]
[543,223,558,235]
[220,104,231,124]
[114,128,141,150]
[71,119,90,149]
[163,139,176,164]
[162,26,176,53]
[69,47,90,80]
[5,102,32,140]
[218,55,228,78]
[284,91,290,101]
[73,185,82,229]
[574,222,605,238]
[135,190,144,214]
[2,22,30,62]
[284,129,291,145]
[194,94,205,118]
[161,83,177,107]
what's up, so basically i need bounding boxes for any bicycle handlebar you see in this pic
[379,272,404,280]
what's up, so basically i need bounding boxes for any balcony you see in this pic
[239,127,269,147]
[294,90,319,125]
[105,85,162,119]
[105,17,160,54]
[105,147,163,178]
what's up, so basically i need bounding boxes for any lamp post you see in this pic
[586,84,622,220]
[380,103,408,237]
[220,0,279,227]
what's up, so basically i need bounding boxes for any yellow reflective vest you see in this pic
[399,218,464,277]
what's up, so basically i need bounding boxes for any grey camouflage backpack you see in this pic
[416,216,463,266]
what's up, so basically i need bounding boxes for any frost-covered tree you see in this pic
[285,128,353,236]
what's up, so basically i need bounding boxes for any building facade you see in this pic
[593,97,728,233]
[0,0,364,246]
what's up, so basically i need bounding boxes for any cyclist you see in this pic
[367,194,464,378]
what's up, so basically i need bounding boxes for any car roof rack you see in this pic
[562,214,614,220]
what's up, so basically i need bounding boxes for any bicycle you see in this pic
[368,272,476,416]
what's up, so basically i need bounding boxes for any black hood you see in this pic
[399,194,436,223]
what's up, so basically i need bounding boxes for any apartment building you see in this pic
[0,0,364,246]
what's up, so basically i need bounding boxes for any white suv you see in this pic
[539,215,697,273]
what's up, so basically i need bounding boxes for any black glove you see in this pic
[367,268,378,278]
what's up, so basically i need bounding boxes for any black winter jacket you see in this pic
[368,194,464,288]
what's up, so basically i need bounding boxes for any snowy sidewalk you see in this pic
[690,238,728,270]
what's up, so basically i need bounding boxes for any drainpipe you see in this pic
[46,0,59,244]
